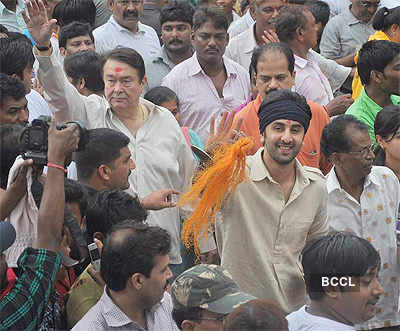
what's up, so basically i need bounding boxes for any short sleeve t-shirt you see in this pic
[287,306,356,331]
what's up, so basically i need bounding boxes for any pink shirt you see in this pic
[162,53,250,143]
[294,52,334,106]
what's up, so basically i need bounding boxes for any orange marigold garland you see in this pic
[179,137,254,256]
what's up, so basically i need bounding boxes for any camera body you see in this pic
[20,116,88,165]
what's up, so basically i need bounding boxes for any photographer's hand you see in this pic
[35,118,79,251]
[22,0,56,51]
[0,159,33,221]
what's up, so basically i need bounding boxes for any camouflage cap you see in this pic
[171,264,256,315]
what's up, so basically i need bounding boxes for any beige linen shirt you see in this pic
[34,49,195,265]
[215,149,329,314]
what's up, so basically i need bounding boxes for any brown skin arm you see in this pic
[34,118,79,251]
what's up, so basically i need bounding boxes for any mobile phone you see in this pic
[88,243,101,272]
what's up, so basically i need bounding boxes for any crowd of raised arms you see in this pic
[0,0,400,330]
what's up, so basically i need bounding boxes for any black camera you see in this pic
[20,116,88,165]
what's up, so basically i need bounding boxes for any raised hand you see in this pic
[262,29,280,44]
[206,111,244,153]
[21,0,57,47]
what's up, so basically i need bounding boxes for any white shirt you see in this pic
[93,16,161,59]
[228,10,255,38]
[26,89,52,122]
[72,288,179,331]
[225,25,350,94]
[162,53,250,143]
[327,166,400,330]
[34,49,195,265]
[287,305,356,331]
[294,52,334,106]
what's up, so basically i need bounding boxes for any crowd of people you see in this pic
[0,0,400,329]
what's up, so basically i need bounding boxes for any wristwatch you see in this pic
[36,44,51,51]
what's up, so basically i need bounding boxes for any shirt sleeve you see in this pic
[306,182,329,242]
[0,248,62,330]
[35,47,99,124]
[320,20,342,60]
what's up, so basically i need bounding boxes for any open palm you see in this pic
[21,0,57,47]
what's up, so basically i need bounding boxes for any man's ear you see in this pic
[98,164,111,181]
[93,231,105,243]
[371,70,384,84]
[60,47,67,57]
[323,283,341,300]
[79,77,86,90]
[130,273,146,290]
[181,320,197,331]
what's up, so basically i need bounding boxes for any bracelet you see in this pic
[47,162,67,173]
[36,44,51,51]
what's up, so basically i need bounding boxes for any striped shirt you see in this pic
[0,248,62,330]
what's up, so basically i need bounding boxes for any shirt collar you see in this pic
[248,148,311,185]
[294,53,308,69]
[102,288,135,328]
[245,10,255,26]
[326,166,380,194]
[188,53,238,78]
[110,15,146,35]
[242,23,257,53]
[153,46,174,68]
[0,0,24,14]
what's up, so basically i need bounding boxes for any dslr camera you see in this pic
[20,116,88,165]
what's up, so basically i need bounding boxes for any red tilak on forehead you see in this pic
[286,120,293,125]
[114,67,123,73]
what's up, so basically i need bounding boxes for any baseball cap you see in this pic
[0,222,16,254]
[171,264,256,315]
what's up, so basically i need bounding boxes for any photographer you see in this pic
[0,117,80,330]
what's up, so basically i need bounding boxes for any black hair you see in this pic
[59,21,94,49]
[0,123,24,189]
[101,222,171,291]
[321,115,369,159]
[0,24,8,35]
[305,0,330,27]
[224,299,289,331]
[5,31,32,45]
[64,178,88,218]
[275,5,309,43]
[250,42,295,75]
[64,51,104,93]
[373,104,400,166]
[0,38,34,80]
[172,307,203,330]
[85,189,147,243]
[240,0,249,14]
[160,1,195,27]
[373,6,400,31]
[103,48,146,81]
[144,86,179,107]
[358,40,400,86]
[75,128,130,180]
[302,232,381,301]
[53,0,96,27]
[193,6,228,32]
[0,74,27,108]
